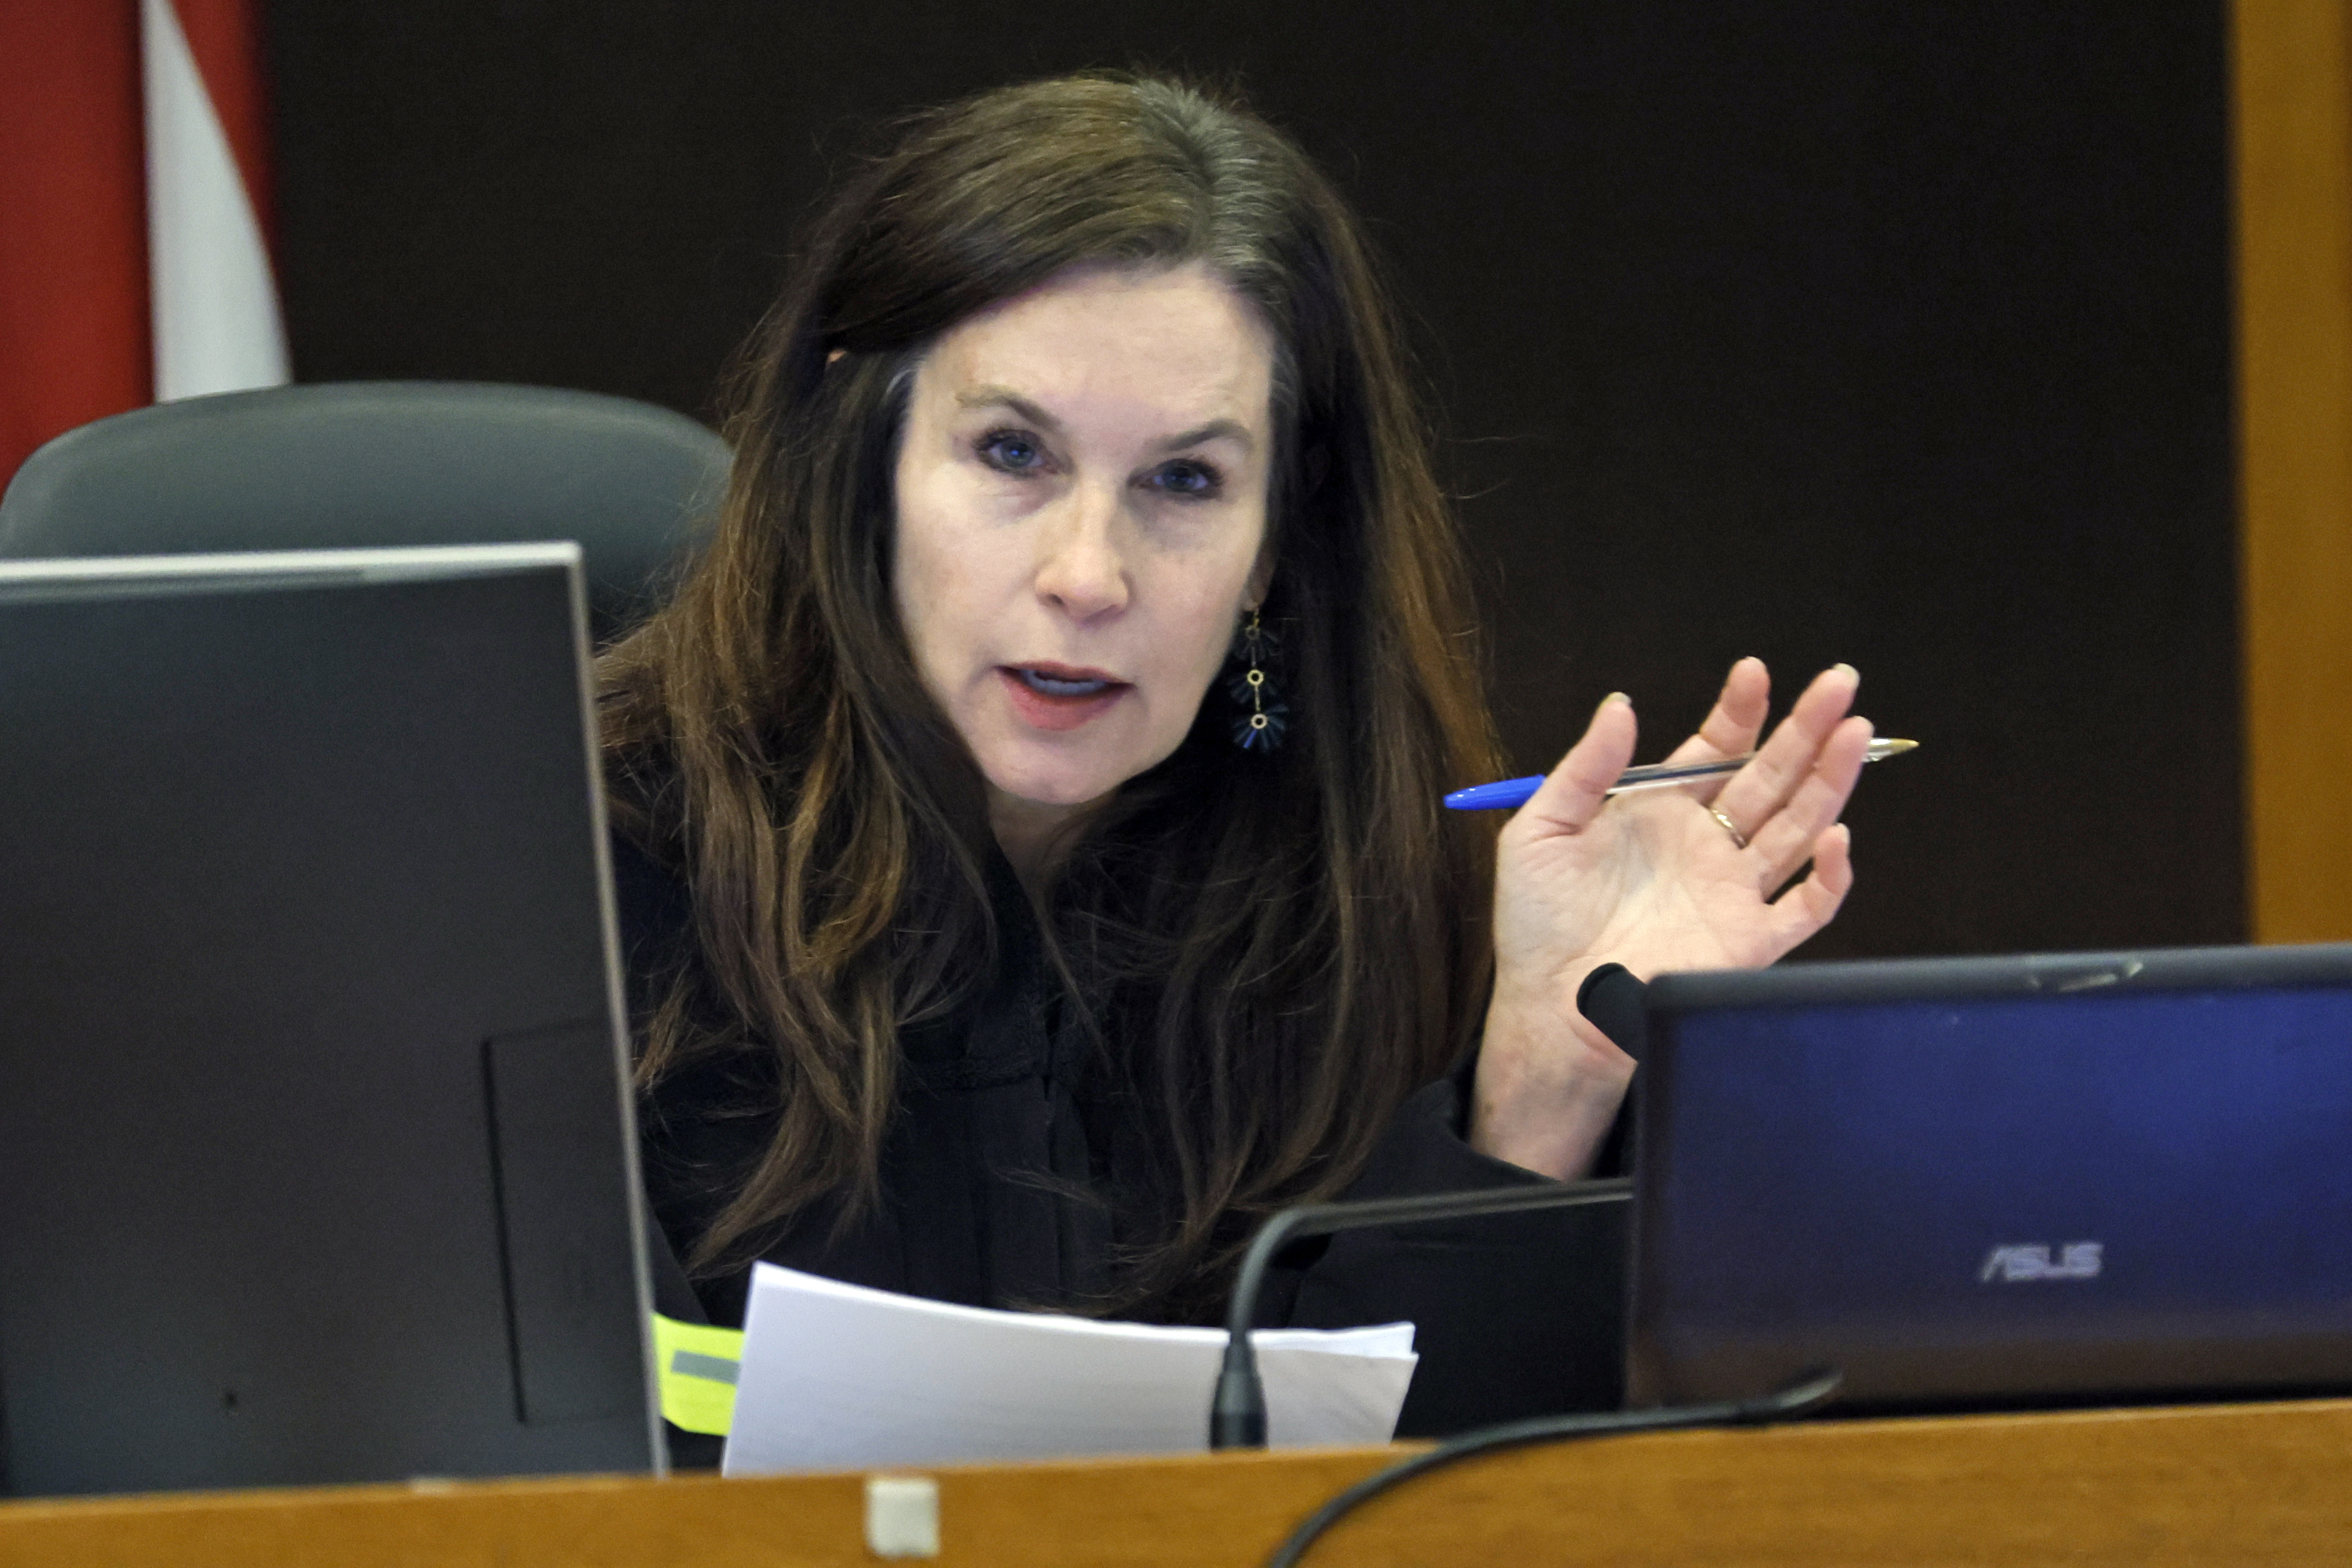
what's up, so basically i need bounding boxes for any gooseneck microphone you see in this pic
[1208,1175,1636,1449]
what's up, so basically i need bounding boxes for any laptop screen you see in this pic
[1630,949,2352,1411]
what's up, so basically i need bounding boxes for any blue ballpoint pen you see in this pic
[1444,738,1918,812]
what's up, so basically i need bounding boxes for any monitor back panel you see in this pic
[1629,946,2352,1412]
[0,553,658,1495]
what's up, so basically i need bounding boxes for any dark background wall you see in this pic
[265,1,2241,961]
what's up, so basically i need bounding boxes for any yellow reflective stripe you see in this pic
[651,1312,744,1436]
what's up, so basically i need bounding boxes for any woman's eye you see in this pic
[977,430,1047,474]
[1150,460,1222,499]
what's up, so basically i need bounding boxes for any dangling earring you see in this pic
[1227,607,1288,751]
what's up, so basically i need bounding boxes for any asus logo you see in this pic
[1980,1242,2103,1282]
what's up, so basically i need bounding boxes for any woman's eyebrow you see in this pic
[955,386,1062,432]
[954,386,1256,455]
[1157,418,1255,455]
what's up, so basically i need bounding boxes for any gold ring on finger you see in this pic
[1708,805,1749,850]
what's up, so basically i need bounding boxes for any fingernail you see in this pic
[1603,690,1631,708]
[1833,662,1858,680]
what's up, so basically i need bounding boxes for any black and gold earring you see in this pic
[1228,608,1288,751]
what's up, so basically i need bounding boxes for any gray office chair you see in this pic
[0,382,731,645]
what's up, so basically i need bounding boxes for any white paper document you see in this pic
[722,1263,1418,1474]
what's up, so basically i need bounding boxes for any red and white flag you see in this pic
[143,0,287,402]
[0,0,288,491]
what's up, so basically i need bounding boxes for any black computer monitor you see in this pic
[0,545,661,1497]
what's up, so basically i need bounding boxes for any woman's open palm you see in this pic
[1494,659,1870,990]
[1472,659,1873,1179]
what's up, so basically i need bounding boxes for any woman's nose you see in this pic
[1033,482,1130,621]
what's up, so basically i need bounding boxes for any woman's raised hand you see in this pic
[1467,658,1872,1179]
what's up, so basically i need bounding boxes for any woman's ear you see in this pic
[1244,538,1277,612]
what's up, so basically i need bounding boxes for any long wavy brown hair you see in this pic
[599,72,1504,1319]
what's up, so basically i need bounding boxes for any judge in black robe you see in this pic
[616,832,1647,1447]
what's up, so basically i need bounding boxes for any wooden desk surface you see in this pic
[4,1395,2349,1566]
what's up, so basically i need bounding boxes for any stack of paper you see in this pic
[722,1263,1418,1475]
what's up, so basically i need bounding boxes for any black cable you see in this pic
[1258,1370,1842,1568]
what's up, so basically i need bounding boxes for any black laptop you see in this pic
[1628,943,2352,1412]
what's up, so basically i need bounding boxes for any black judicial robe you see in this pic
[612,834,1642,1444]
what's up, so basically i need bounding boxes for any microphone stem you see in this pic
[1209,1177,1633,1451]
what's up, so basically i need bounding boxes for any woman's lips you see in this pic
[997,665,1130,732]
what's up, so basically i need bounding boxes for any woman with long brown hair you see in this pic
[599,72,1871,1434]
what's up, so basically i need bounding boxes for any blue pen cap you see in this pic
[1444,775,1545,812]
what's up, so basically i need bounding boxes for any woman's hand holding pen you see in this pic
[1469,658,1874,1180]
